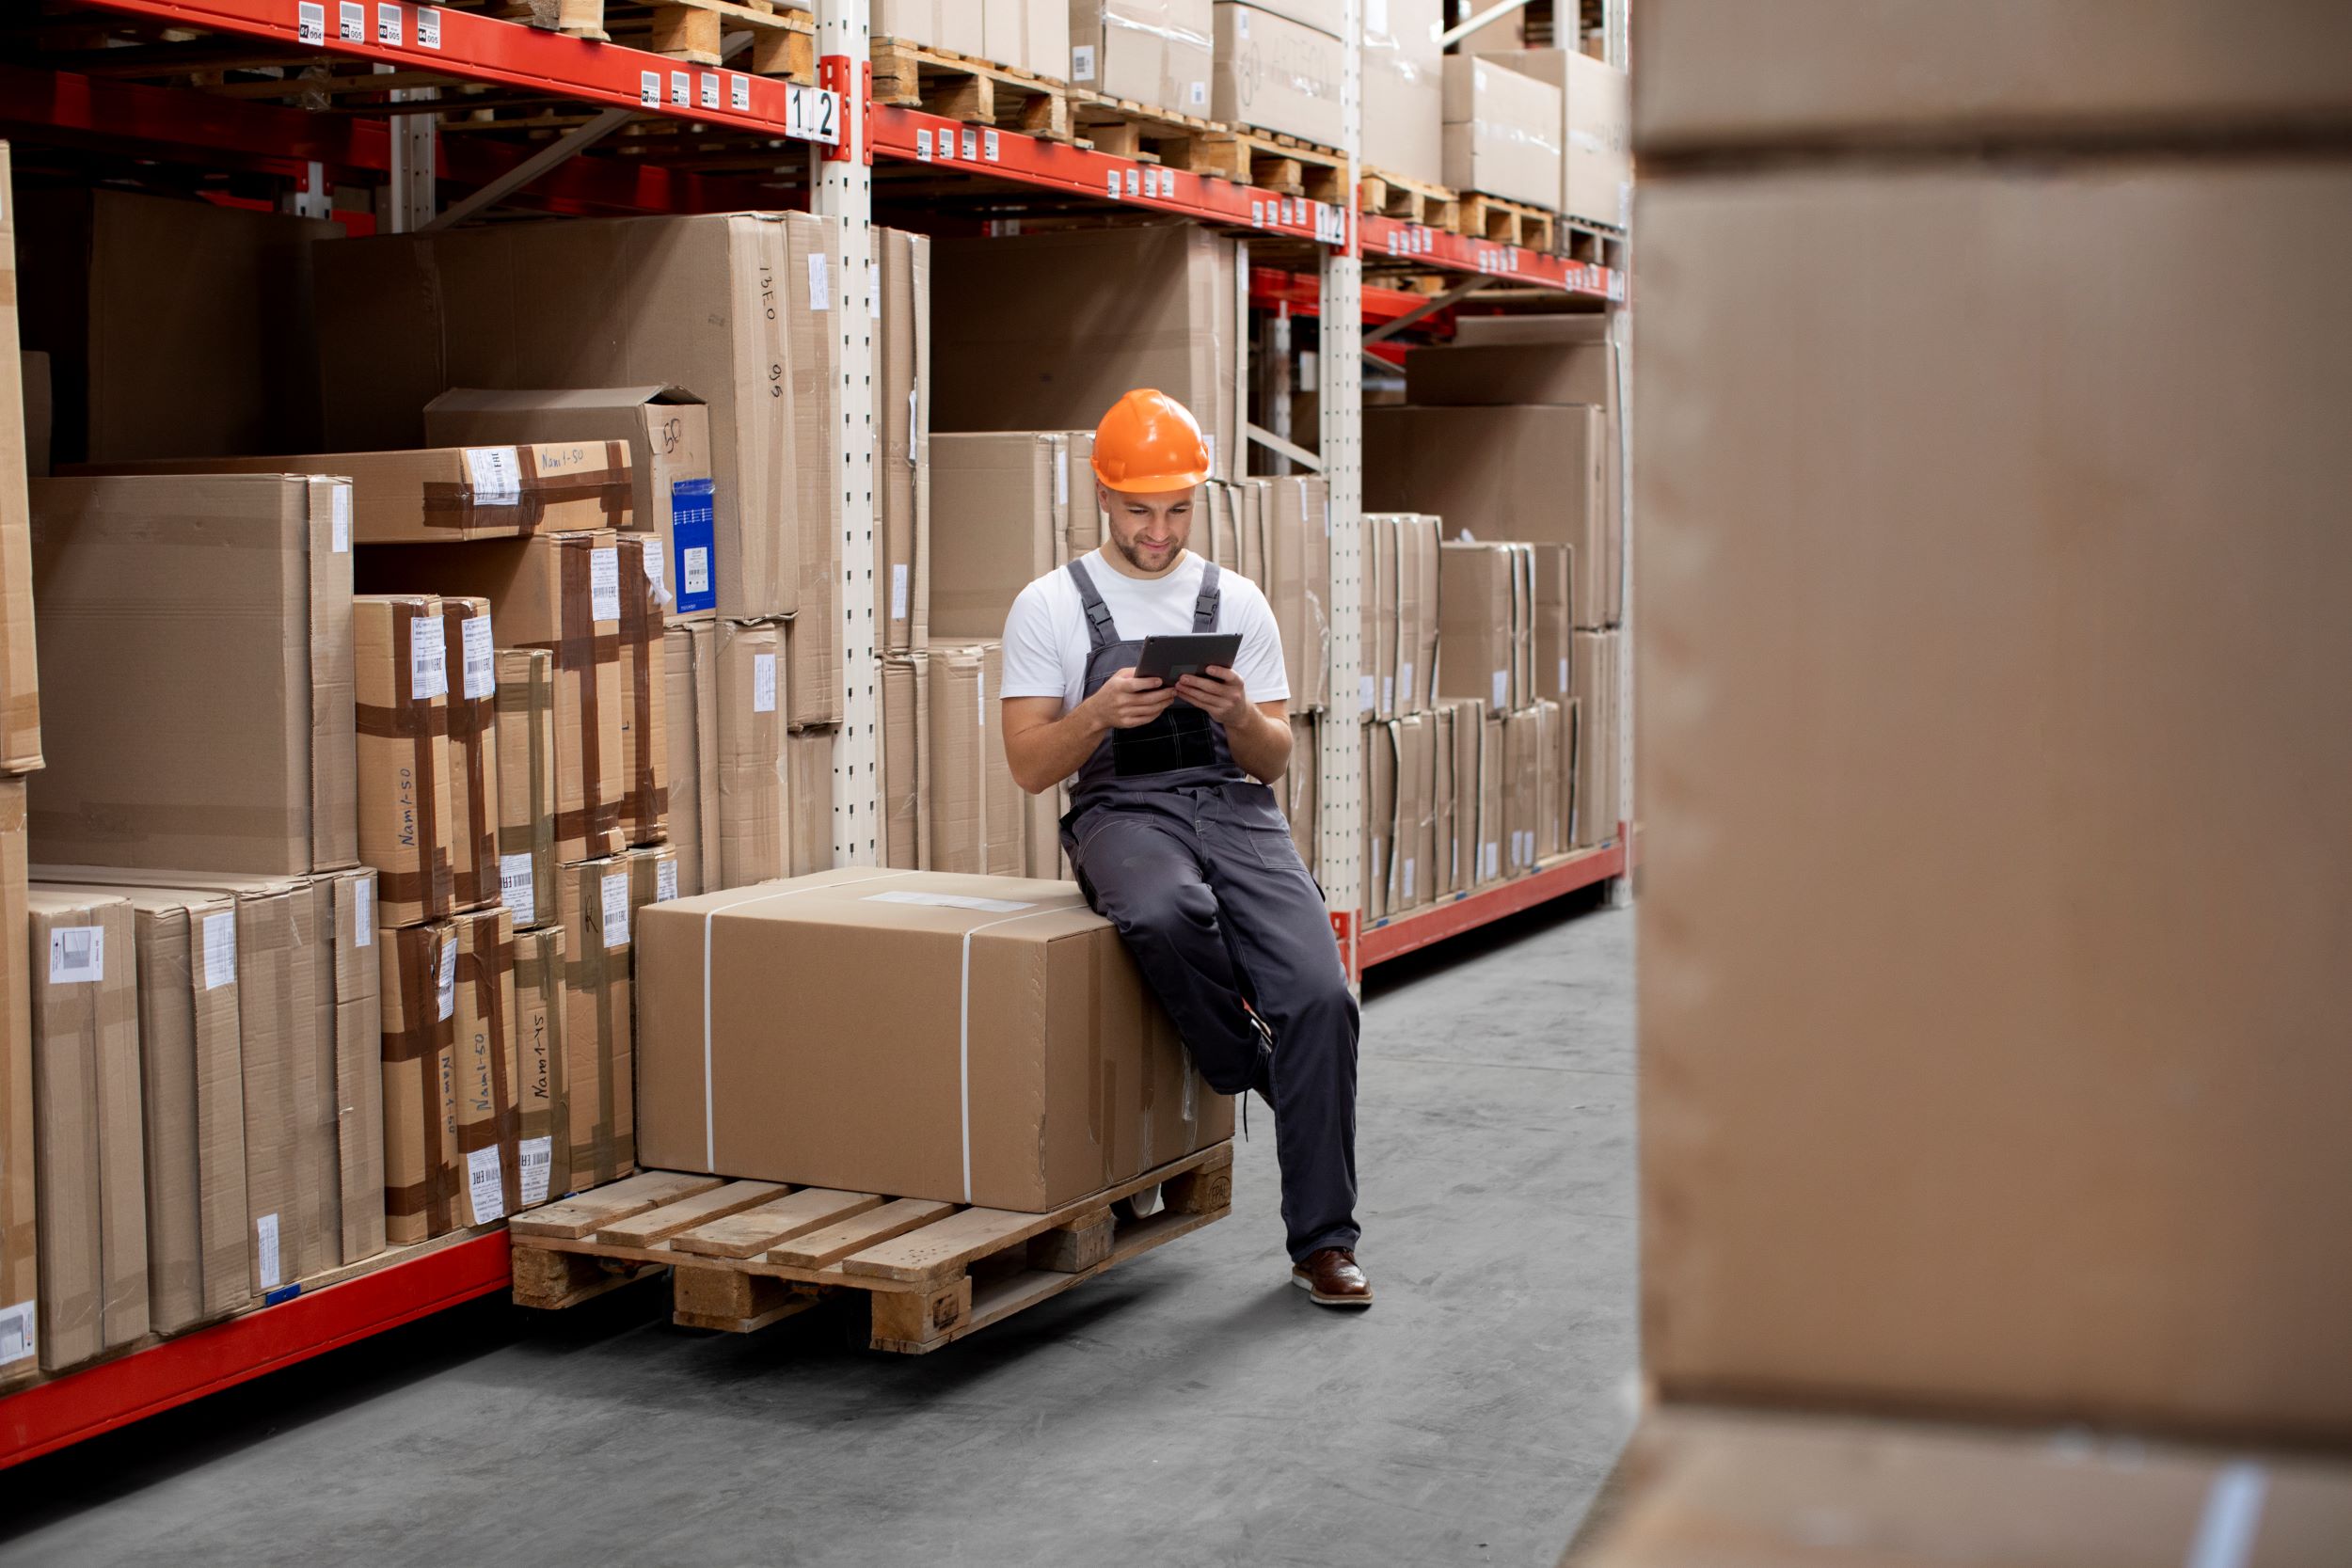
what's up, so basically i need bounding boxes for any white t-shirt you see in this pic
[1001,549,1289,716]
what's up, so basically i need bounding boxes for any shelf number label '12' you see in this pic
[785,83,839,145]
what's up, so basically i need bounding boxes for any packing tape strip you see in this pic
[2186,1464,2268,1568]
[958,898,1089,1203]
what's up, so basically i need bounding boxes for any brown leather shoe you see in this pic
[1291,1247,1374,1308]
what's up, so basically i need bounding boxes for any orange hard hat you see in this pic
[1090,388,1212,493]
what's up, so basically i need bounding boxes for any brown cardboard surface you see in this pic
[29,473,357,874]
[1391,713,1434,912]
[320,867,384,1265]
[1445,702,1485,895]
[784,214,845,724]
[932,226,1241,484]
[14,186,336,464]
[1531,542,1573,710]
[1570,629,1617,847]
[1360,720,1395,922]
[511,924,564,1208]
[1263,474,1329,713]
[715,618,786,888]
[440,597,500,913]
[984,0,1070,79]
[785,731,833,877]
[316,212,819,621]
[882,655,928,871]
[379,920,457,1243]
[930,433,1063,643]
[1428,704,1458,896]
[1213,4,1343,146]
[926,644,1022,877]
[872,0,985,54]
[1437,543,1525,715]
[1530,700,1562,862]
[1501,706,1539,876]
[359,532,627,865]
[1363,0,1444,186]
[26,889,144,1369]
[0,783,33,1383]
[1631,1,2352,156]
[423,388,715,623]
[1396,515,1438,717]
[493,648,558,927]
[0,152,40,776]
[637,869,1227,1211]
[556,855,635,1190]
[353,596,457,927]
[1580,1407,2352,1568]
[1636,161,2352,1439]
[1476,711,1503,887]
[1364,515,1398,720]
[449,905,516,1227]
[616,534,669,846]
[878,230,930,654]
[1443,55,1563,208]
[1069,0,1215,120]
[661,624,718,897]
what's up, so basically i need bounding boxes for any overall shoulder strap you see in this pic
[1192,561,1222,633]
[1065,558,1120,651]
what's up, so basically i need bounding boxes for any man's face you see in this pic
[1100,483,1196,575]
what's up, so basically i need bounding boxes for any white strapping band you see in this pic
[2185,1463,2268,1568]
[957,900,1088,1202]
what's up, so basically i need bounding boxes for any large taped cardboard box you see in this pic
[1362,0,1444,187]
[317,211,836,623]
[318,867,384,1265]
[877,229,930,655]
[380,920,458,1243]
[425,388,716,621]
[494,648,558,927]
[660,624,718,897]
[511,925,564,1209]
[440,597,500,914]
[360,532,627,866]
[872,0,983,55]
[1067,0,1214,120]
[450,905,516,1227]
[615,534,669,847]
[780,214,846,724]
[0,784,29,1386]
[26,889,144,1370]
[1637,162,2352,1439]
[353,595,458,928]
[1632,1,2352,157]
[929,433,1066,643]
[0,150,39,777]
[1213,4,1343,148]
[715,618,786,888]
[1366,405,1612,626]
[29,473,356,876]
[1442,55,1563,209]
[927,643,1023,877]
[14,185,336,465]
[932,226,1241,484]
[557,855,635,1191]
[638,869,1230,1210]
[1577,1407,2352,1568]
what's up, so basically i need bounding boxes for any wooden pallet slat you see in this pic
[871,37,1072,142]
[596,1180,789,1248]
[766,1197,956,1270]
[669,1188,883,1260]
[509,1171,724,1240]
[840,1206,1050,1285]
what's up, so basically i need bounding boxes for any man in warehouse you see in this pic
[1000,388,1370,1310]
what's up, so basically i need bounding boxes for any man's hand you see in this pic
[1174,665,1252,724]
[1085,667,1178,730]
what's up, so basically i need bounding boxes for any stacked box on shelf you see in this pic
[1211,3,1343,148]
[0,144,37,1389]
[661,624,719,898]
[927,644,1024,878]
[871,0,982,56]
[1283,715,1317,878]
[1069,0,1214,120]
[1442,55,1563,211]
[878,229,931,658]
[511,924,564,1210]
[494,649,560,929]
[441,596,500,916]
[1494,47,1632,230]
[712,619,829,887]
[1570,628,1620,847]
[1362,0,1444,189]
[379,918,457,1244]
[556,856,635,1194]
[352,594,458,928]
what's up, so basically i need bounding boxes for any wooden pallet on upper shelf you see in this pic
[1359,167,1460,231]
[509,1144,1233,1354]
[1457,191,1557,253]
[1558,214,1630,272]
[1068,90,1228,166]
[482,0,817,83]
[872,37,1073,142]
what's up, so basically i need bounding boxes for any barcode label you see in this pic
[683,546,710,595]
[1056,449,1069,505]
[256,1213,282,1290]
[296,2,325,44]
[437,937,457,1022]
[0,1299,33,1367]
[1400,660,1415,706]
[410,614,449,700]
[202,911,237,990]
[1491,669,1507,710]
[375,3,402,45]
[1483,843,1499,879]
[806,251,831,311]
[331,483,351,551]
[462,615,496,700]
[466,1147,506,1225]
[463,445,521,507]
[1559,657,1569,695]
[339,1,363,40]
[601,872,629,950]
[519,1137,552,1208]
[891,563,909,621]
[1403,858,1416,899]
[417,7,440,48]
[354,878,375,947]
[48,926,103,985]
[590,546,621,624]
[1072,43,1095,81]
[656,860,678,902]
[752,652,777,714]
[1381,675,1394,713]
[1359,674,1374,714]
[500,853,535,926]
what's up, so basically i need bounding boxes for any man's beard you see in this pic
[1111,531,1173,573]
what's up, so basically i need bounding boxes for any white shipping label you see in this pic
[1072,43,1096,81]
[1359,674,1375,714]
[601,872,629,950]
[437,938,457,1021]
[1483,843,1499,880]
[1491,669,1508,711]
[1559,657,1570,695]
[1056,449,1069,506]
[463,445,522,507]
[643,541,666,592]
[590,546,622,625]
[331,483,351,552]
[1400,661,1415,705]
[355,879,375,947]
[500,853,536,926]
[201,911,237,991]
[1403,858,1416,900]
[656,860,677,902]
[47,926,103,985]
[1381,675,1395,712]
[519,1136,553,1208]
[752,652,778,714]
[1188,80,1206,108]
[806,251,831,311]
[1235,8,1248,35]
[461,615,495,700]
[256,1213,282,1290]
[410,614,449,700]
[865,891,1038,914]
[682,546,710,596]
[891,563,910,621]
[0,1299,32,1367]
[466,1147,506,1225]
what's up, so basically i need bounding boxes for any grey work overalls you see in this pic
[1059,557,1361,1262]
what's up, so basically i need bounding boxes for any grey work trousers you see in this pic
[1065,783,1360,1261]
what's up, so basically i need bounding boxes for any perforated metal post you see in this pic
[1317,0,1365,945]
[816,0,879,865]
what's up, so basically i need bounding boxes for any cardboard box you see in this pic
[494,648,557,928]
[14,185,336,464]
[781,213,846,722]
[1560,51,1630,230]
[927,644,1023,877]
[1213,4,1344,148]
[1232,0,1338,33]
[26,889,145,1370]
[1570,628,1618,847]
[985,0,1070,78]
[615,534,669,846]
[1525,699,1562,863]
[424,388,717,621]
[877,230,931,655]
[1263,470,1329,717]
[0,152,38,777]
[317,211,838,623]
[930,433,1067,643]
[1022,778,1062,883]
[1284,714,1317,878]
[448,905,516,1227]
[0,782,30,1386]
[1637,161,2352,1438]
[1396,515,1438,717]
[440,597,500,913]
[358,532,627,866]
[1445,701,1486,895]
[1580,1407,2352,1568]
[1391,713,1434,911]
[783,610,834,734]
[29,474,357,875]
[872,0,984,54]
[354,595,459,928]
[1532,542,1573,710]
[637,869,1230,1210]
[1068,0,1215,120]
[1360,721,1395,922]
[511,925,564,1209]
[716,618,786,888]
[1200,478,1243,575]
[1362,0,1444,187]
[1428,704,1457,896]
[319,867,384,1265]
[1476,710,1504,886]
[882,655,928,870]
[380,920,458,1243]
[1499,706,1536,876]
[1364,515,1399,720]
[1064,431,1105,558]
[932,226,1241,484]
[1437,542,1528,715]
[785,733,833,877]
[660,625,719,897]
[1365,405,1611,626]
[1631,1,2352,157]
[626,841,681,922]
[557,855,636,1191]
[1442,55,1563,209]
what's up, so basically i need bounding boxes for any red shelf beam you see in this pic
[1248,264,1453,334]
[1356,837,1627,971]
[0,1231,512,1471]
[1361,212,1622,300]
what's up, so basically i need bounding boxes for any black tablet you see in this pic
[1134,633,1243,687]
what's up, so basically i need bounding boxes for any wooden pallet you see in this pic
[488,0,816,82]
[1558,214,1630,272]
[1359,167,1460,231]
[509,1144,1233,1354]
[872,37,1071,142]
[1068,91,1227,168]
[1225,128,1349,205]
[1458,192,1557,252]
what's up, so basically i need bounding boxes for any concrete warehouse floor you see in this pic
[2,890,1638,1567]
